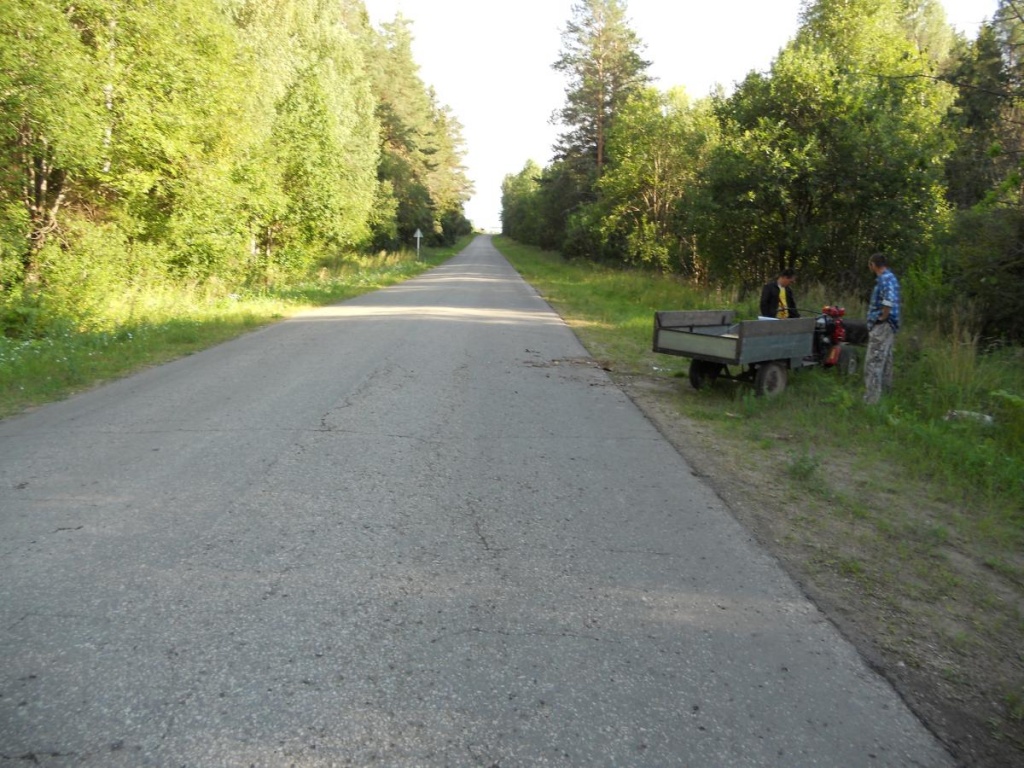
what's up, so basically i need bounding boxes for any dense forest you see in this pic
[0,0,472,337]
[502,0,1024,341]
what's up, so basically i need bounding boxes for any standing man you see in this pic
[760,268,800,319]
[864,253,901,404]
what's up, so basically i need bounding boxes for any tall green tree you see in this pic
[227,0,380,278]
[943,22,1008,209]
[901,0,955,65]
[102,0,256,279]
[0,0,105,284]
[596,87,716,271]
[689,0,953,287]
[547,0,650,253]
[553,0,650,178]
[423,98,474,243]
[368,14,471,248]
[271,45,378,258]
[942,1,1024,339]
[501,160,543,244]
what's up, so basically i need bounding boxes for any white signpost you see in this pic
[414,228,423,259]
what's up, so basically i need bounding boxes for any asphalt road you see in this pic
[0,236,951,766]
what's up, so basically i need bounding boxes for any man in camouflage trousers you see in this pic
[864,253,901,405]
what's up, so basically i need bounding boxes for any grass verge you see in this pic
[493,235,1024,767]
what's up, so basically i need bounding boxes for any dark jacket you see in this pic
[760,282,800,319]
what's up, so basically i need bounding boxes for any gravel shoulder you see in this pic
[614,372,1024,768]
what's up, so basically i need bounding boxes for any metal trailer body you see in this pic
[652,310,818,396]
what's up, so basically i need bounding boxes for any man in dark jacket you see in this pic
[760,268,800,319]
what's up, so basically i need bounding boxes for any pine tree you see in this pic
[552,0,650,182]
[546,0,650,252]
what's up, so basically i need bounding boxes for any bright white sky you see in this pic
[362,0,1000,232]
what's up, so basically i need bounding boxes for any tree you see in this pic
[272,47,378,258]
[421,95,474,243]
[941,1,1024,339]
[368,14,471,248]
[103,0,258,279]
[553,0,650,177]
[943,22,1009,209]
[900,0,955,66]
[0,0,105,284]
[689,0,954,288]
[501,160,544,244]
[547,0,650,252]
[223,0,383,278]
[596,87,716,271]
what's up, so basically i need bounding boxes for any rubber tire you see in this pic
[837,345,858,376]
[755,361,787,397]
[688,360,722,390]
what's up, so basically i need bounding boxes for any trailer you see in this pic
[652,309,855,396]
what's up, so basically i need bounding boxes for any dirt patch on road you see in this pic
[614,372,1024,768]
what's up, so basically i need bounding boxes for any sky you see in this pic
[362,0,1001,232]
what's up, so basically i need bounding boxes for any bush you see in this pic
[36,217,133,328]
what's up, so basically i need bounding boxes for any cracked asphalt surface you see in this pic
[0,236,952,766]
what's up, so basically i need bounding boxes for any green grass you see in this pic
[0,238,470,419]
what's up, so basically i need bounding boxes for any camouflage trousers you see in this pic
[864,322,895,404]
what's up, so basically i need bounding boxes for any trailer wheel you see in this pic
[838,345,858,376]
[688,360,723,390]
[755,362,787,397]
